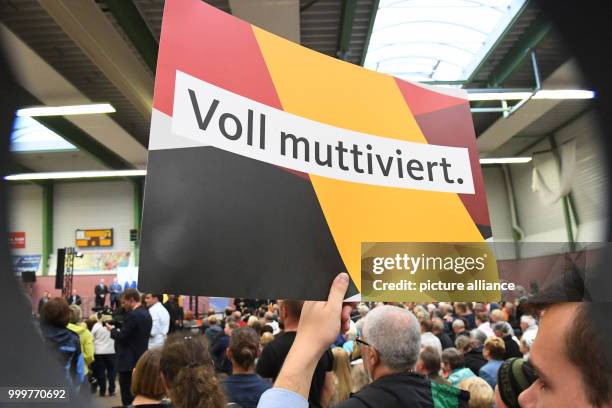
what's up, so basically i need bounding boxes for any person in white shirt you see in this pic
[145,293,170,349]
[91,314,116,397]
[419,318,442,356]
[476,312,495,338]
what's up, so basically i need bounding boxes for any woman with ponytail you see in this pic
[223,327,271,408]
[159,333,226,408]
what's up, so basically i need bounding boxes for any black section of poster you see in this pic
[139,146,358,300]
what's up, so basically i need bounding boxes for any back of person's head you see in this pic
[490,309,505,322]
[160,333,225,408]
[228,327,259,370]
[442,347,464,370]
[363,305,421,372]
[420,318,433,333]
[476,312,489,324]
[132,348,165,401]
[123,288,141,303]
[280,300,304,319]
[247,315,259,327]
[459,376,494,408]
[471,329,487,346]
[419,346,442,376]
[492,321,510,336]
[260,332,274,347]
[68,304,82,325]
[431,317,445,333]
[357,304,370,317]
[207,315,218,326]
[184,310,194,321]
[455,302,468,314]
[261,324,274,335]
[484,337,505,360]
[331,347,352,404]
[520,314,536,328]
[455,334,472,352]
[41,298,71,328]
[452,319,465,331]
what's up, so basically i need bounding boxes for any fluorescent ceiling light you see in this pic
[479,157,532,164]
[16,103,116,117]
[5,170,146,181]
[468,90,595,101]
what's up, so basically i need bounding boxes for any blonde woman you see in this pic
[330,347,353,405]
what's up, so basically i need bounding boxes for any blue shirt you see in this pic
[479,360,503,389]
[224,374,272,408]
[258,388,307,408]
[448,367,476,387]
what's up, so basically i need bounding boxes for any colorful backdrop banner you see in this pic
[139,0,493,301]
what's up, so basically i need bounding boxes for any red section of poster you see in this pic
[9,232,25,249]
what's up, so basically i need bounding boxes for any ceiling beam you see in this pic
[38,0,154,119]
[229,0,300,43]
[105,0,159,73]
[337,0,357,60]
[360,0,379,66]
[487,15,552,87]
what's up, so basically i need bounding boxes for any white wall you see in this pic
[8,184,43,257]
[482,110,608,255]
[50,181,135,274]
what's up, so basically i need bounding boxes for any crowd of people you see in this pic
[35,275,611,408]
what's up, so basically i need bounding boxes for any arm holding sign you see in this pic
[257,273,352,408]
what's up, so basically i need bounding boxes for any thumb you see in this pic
[327,273,350,306]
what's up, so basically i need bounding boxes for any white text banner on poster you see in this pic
[169,71,475,194]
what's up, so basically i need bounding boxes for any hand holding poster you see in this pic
[140,0,496,301]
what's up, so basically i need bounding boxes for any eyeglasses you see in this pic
[355,337,371,348]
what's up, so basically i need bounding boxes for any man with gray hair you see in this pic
[493,321,522,359]
[333,305,468,407]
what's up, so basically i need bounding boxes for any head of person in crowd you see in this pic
[459,377,494,408]
[260,324,274,336]
[278,300,303,330]
[441,347,465,375]
[40,297,72,328]
[68,304,82,325]
[452,319,466,335]
[184,310,194,322]
[483,337,505,362]
[131,348,166,405]
[360,305,421,381]
[247,315,259,327]
[264,311,276,323]
[471,329,487,346]
[357,304,370,318]
[455,302,468,317]
[121,289,142,311]
[225,307,234,318]
[232,310,242,321]
[519,315,537,333]
[330,347,353,405]
[419,317,433,334]
[160,333,226,408]
[455,335,473,354]
[431,317,445,334]
[227,327,260,373]
[490,309,505,323]
[144,293,162,308]
[519,336,534,360]
[42,290,50,300]
[416,346,447,385]
[208,315,219,327]
[475,312,489,327]
[496,358,537,408]
[492,321,511,338]
[518,303,612,408]
[224,319,239,338]
[260,332,274,347]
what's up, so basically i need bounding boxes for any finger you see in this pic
[327,273,350,308]
[340,304,352,333]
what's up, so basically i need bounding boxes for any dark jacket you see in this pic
[464,346,487,375]
[502,335,522,359]
[40,324,85,387]
[334,372,469,408]
[66,294,81,306]
[110,305,152,372]
[94,284,108,297]
[436,332,454,350]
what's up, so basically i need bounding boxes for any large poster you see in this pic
[140,0,492,301]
